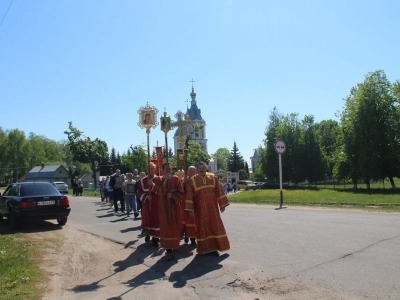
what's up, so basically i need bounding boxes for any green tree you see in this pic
[228,142,244,172]
[64,122,108,188]
[7,129,29,182]
[340,70,400,188]
[339,87,361,188]
[275,113,304,183]
[252,165,265,181]
[301,115,326,183]
[262,107,282,181]
[314,119,340,179]
[25,133,47,167]
[0,127,8,183]
[26,133,65,166]
[168,147,174,158]
[238,169,248,180]
[116,152,121,167]
[109,147,117,167]
[186,141,210,167]
[212,147,230,171]
[120,145,148,173]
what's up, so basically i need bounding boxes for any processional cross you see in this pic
[174,110,193,149]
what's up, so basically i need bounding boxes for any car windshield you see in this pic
[55,182,66,186]
[20,183,60,196]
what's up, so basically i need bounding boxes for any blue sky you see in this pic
[1,0,399,167]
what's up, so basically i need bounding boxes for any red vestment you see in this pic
[137,175,160,238]
[185,172,230,254]
[181,177,197,238]
[153,175,183,250]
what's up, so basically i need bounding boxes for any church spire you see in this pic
[190,78,196,104]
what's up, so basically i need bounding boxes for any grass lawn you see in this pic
[0,222,61,300]
[70,186,400,212]
[0,234,43,300]
[67,188,102,198]
[227,188,400,212]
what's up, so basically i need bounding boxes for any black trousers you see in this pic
[136,194,142,211]
[113,188,125,212]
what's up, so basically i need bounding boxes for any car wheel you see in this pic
[57,216,68,226]
[9,209,21,229]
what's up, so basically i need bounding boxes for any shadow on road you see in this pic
[169,252,229,288]
[120,225,142,233]
[96,208,110,211]
[111,245,195,298]
[68,241,165,295]
[0,218,63,235]
[96,213,115,218]
[110,216,131,223]
[274,206,288,210]
[124,239,138,249]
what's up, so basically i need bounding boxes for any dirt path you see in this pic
[42,225,205,300]
[40,225,345,300]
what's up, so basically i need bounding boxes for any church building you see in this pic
[173,84,208,154]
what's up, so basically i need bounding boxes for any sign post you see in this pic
[274,140,287,209]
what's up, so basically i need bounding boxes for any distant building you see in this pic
[24,164,71,187]
[174,84,208,154]
[79,172,101,189]
[215,169,239,183]
[250,149,261,172]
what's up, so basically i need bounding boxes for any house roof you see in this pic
[79,172,101,181]
[25,165,67,179]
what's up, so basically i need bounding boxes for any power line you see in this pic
[0,0,14,28]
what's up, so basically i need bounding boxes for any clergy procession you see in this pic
[102,161,230,261]
[97,86,231,261]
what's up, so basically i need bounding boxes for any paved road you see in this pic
[67,196,400,299]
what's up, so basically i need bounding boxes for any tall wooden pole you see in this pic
[164,132,169,164]
[146,128,151,173]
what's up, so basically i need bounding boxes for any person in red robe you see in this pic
[137,162,160,247]
[180,166,197,245]
[153,162,184,260]
[185,161,230,256]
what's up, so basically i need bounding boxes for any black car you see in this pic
[260,181,280,189]
[0,182,71,229]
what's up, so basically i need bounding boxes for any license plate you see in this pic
[37,200,55,206]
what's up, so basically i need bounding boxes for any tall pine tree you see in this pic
[109,147,117,167]
[168,147,174,158]
[228,141,245,172]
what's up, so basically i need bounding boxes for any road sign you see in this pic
[274,140,287,155]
